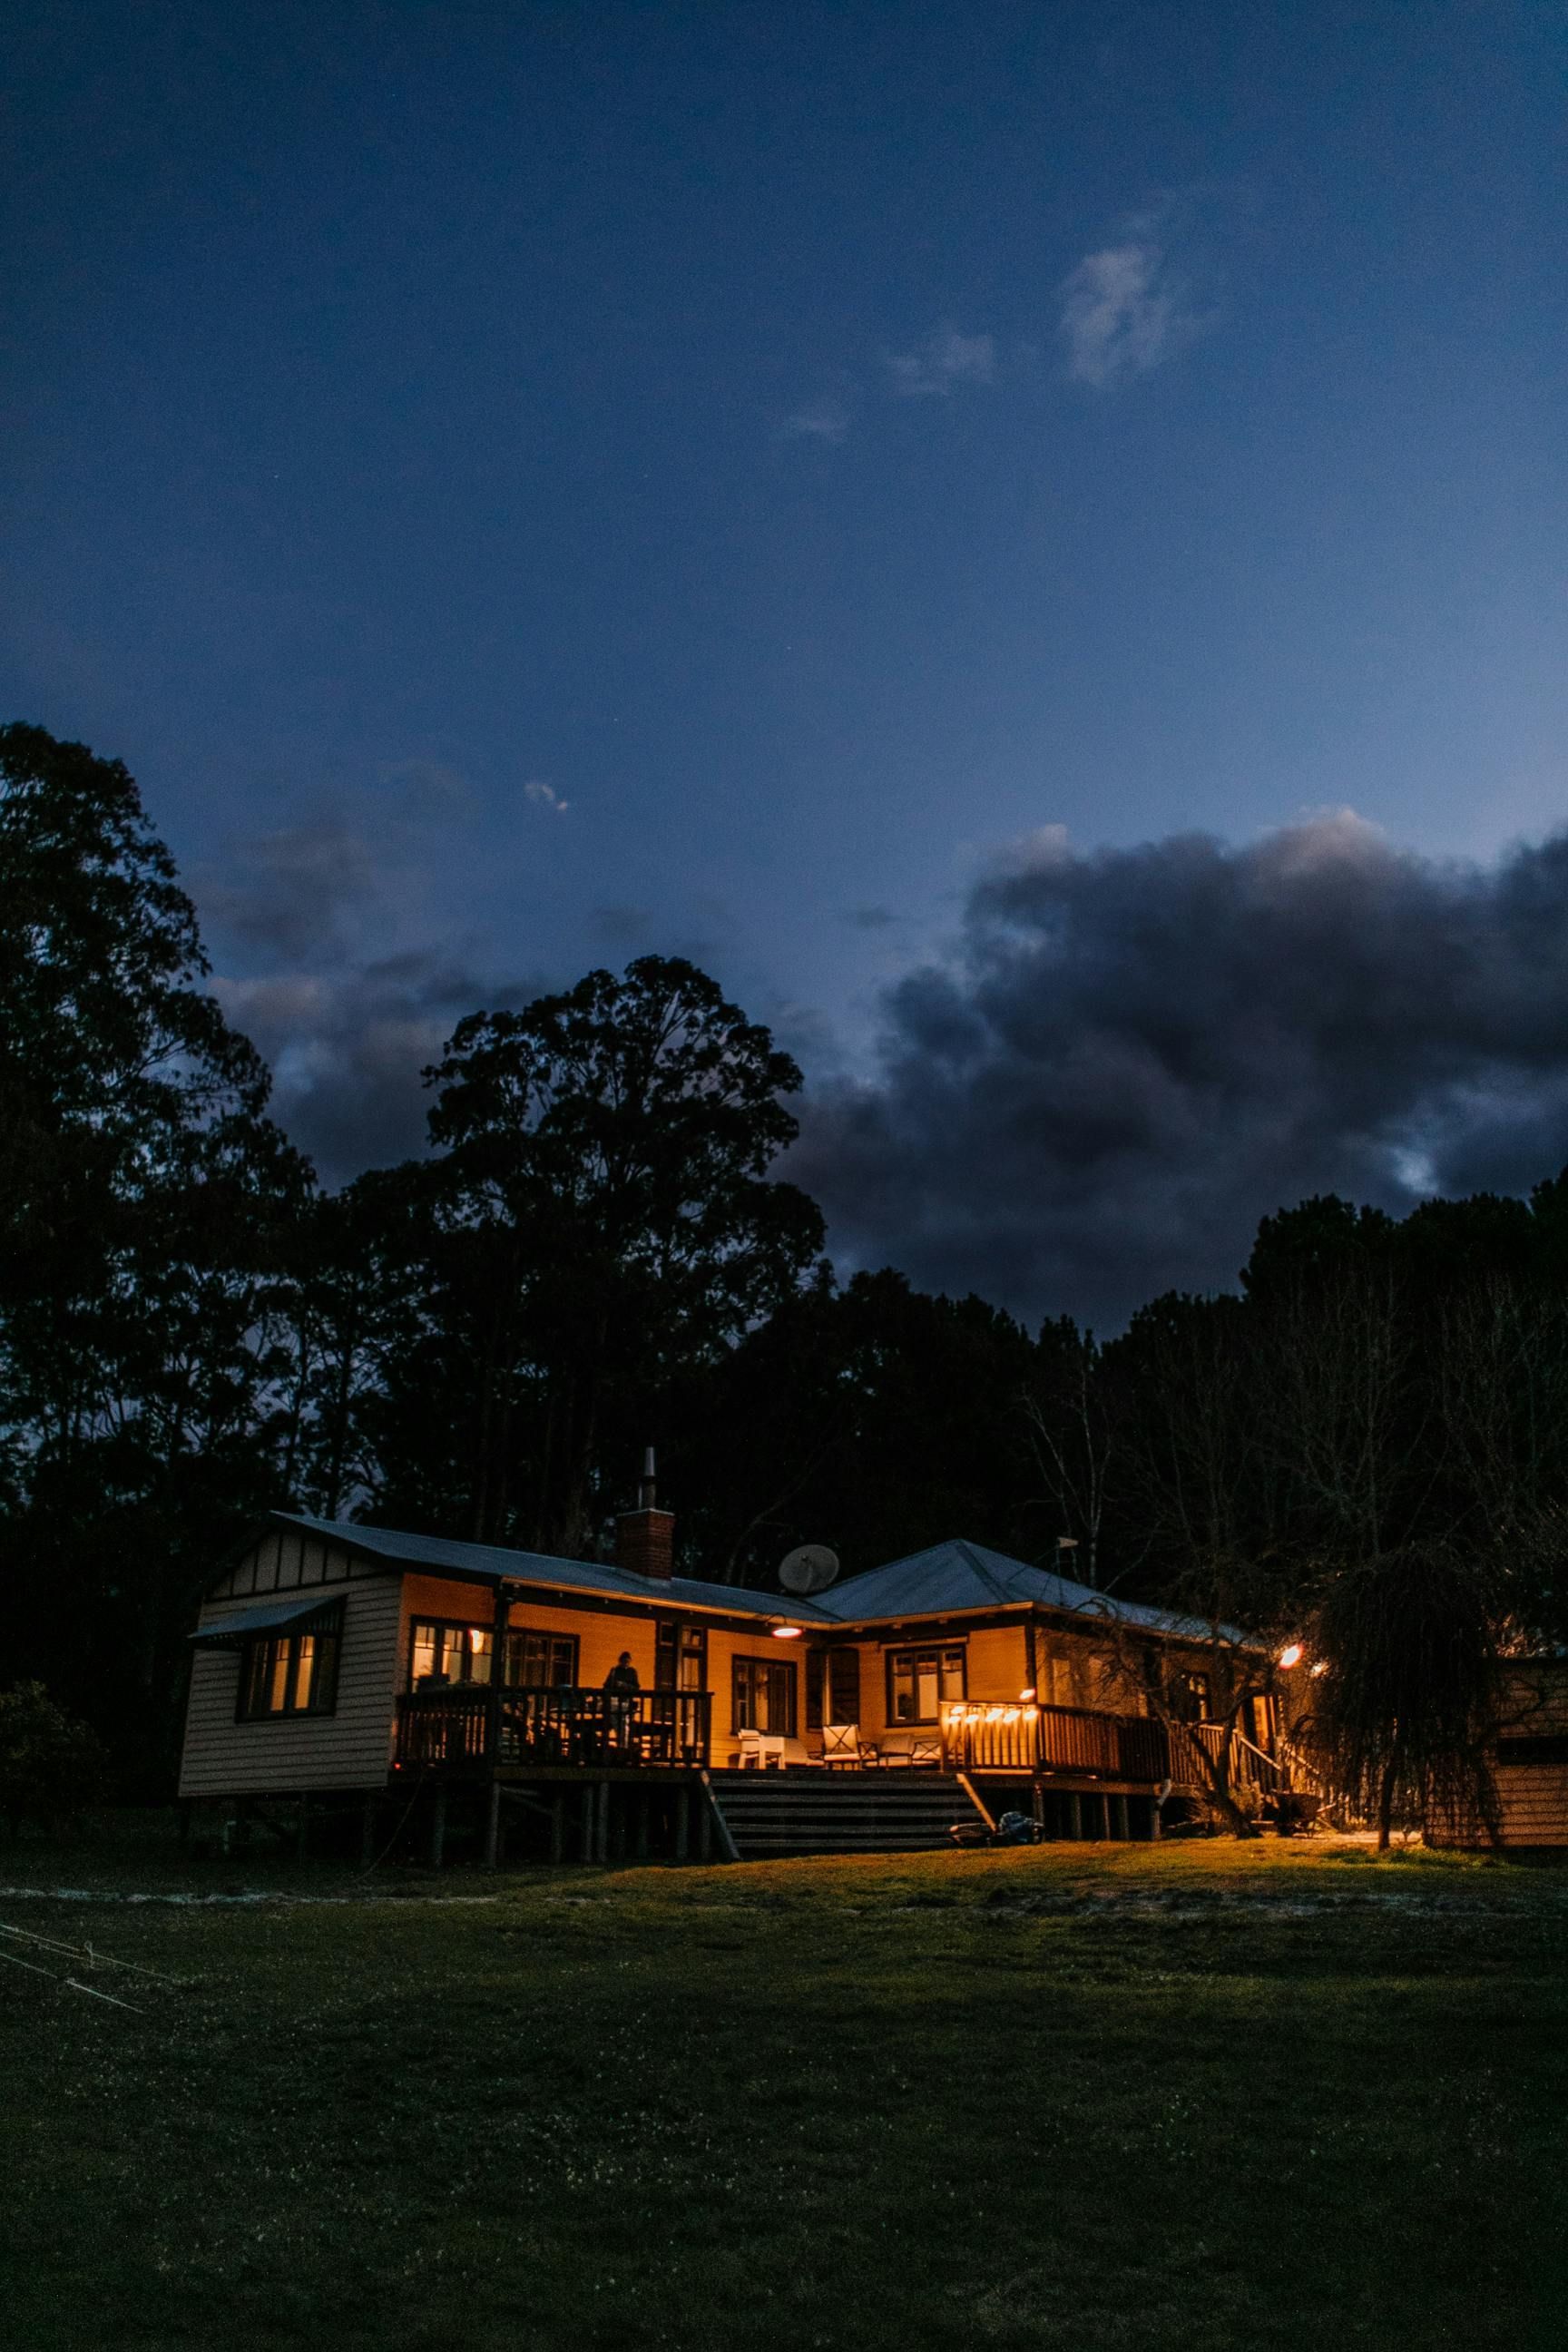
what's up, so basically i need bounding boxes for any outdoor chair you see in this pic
[820,1722,875,1769]
[734,1729,786,1769]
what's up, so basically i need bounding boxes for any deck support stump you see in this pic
[359,1796,378,1867]
[675,1787,691,1862]
[550,1793,565,1864]
[295,1796,310,1864]
[697,1786,711,1861]
[579,1785,594,1863]
[483,1778,503,1869]
[1112,1794,1130,1841]
[636,1791,651,1862]
[429,1787,447,1869]
[597,1779,611,1863]
[1067,1792,1083,1840]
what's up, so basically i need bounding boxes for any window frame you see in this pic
[884,1642,967,1726]
[407,1616,582,1690]
[505,1627,580,1689]
[236,1606,343,1723]
[731,1653,798,1738]
[655,1619,708,1693]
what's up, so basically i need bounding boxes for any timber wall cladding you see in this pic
[179,1549,406,1798]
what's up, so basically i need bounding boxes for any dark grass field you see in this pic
[2,1828,1565,2351]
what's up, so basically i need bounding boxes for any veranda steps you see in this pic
[708,1769,988,1858]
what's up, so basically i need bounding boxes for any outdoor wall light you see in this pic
[1278,1643,1303,1669]
[769,1623,802,1640]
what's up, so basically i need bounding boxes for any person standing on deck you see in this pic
[603,1651,639,1751]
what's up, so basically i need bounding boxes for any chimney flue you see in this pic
[618,1446,674,1580]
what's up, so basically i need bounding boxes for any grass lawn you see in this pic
[1,1828,1565,2351]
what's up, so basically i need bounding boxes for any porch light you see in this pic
[1019,1687,1036,1701]
[770,1623,802,1640]
[1310,1660,1328,1678]
[1278,1643,1303,1670]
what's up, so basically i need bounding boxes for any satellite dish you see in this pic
[779,1543,839,1596]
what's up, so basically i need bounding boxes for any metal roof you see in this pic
[257,1516,1240,1643]
[269,1513,841,1624]
[813,1538,1243,1643]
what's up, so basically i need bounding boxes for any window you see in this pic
[655,1620,707,1692]
[732,1655,797,1737]
[505,1629,579,1687]
[806,1648,861,1730]
[410,1619,578,1689]
[886,1645,965,1725]
[409,1620,494,1688]
[1171,1671,1211,1724]
[239,1612,340,1720]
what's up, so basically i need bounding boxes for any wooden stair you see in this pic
[708,1769,986,1859]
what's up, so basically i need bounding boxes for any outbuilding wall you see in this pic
[179,1543,404,1798]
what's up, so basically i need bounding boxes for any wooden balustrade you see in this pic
[396,1686,711,1771]
[939,1701,1172,1781]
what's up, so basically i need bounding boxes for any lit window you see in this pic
[240,1614,341,1720]
[887,1646,966,1725]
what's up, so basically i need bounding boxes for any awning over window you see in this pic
[189,1595,342,1648]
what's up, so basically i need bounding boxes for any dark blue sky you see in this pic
[5,4,1566,1321]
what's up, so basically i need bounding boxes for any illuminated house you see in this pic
[179,1492,1290,1863]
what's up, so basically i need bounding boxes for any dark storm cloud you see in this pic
[216,955,544,1184]
[199,820,380,963]
[791,813,1568,1330]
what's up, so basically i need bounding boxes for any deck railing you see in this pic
[395,1686,711,1772]
[939,1701,1172,1780]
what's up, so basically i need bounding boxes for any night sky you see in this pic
[5,4,1565,1326]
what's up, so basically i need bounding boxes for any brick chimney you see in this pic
[616,1446,674,1581]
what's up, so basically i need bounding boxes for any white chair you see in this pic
[821,1722,874,1769]
[735,1729,786,1769]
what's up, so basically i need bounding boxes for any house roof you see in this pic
[269,1513,842,1625]
[813,1537,1242,1644]
[261,1514,1238,1644]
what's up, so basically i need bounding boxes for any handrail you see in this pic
[396,1685,711,1771]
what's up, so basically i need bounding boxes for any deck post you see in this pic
[636,1791,651,1862]
[1112,1794,1130,1842]
[359,1795,377,1867]
[1067,1792,1083,1840]
[579,1784,594,1862]
[550,1792,565,1864]
[483,1777,503,1868]
[429,1787,447,1868]
[295,1795,309,1863]
[597,1779,611,1863]
[675,1785,691,1862]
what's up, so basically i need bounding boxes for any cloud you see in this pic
[1058,207,1208,387]
[782,394,853,444]
[884,328,995,399]
[790,815,1568,1330]
[524,779,569,814]
[590,903,653,946]
[199,820,381,962]
[216,954,544,1183]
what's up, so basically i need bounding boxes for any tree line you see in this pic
[4,723,1563,1813]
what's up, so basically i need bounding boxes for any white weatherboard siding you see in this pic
[178,1544,405,1798]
